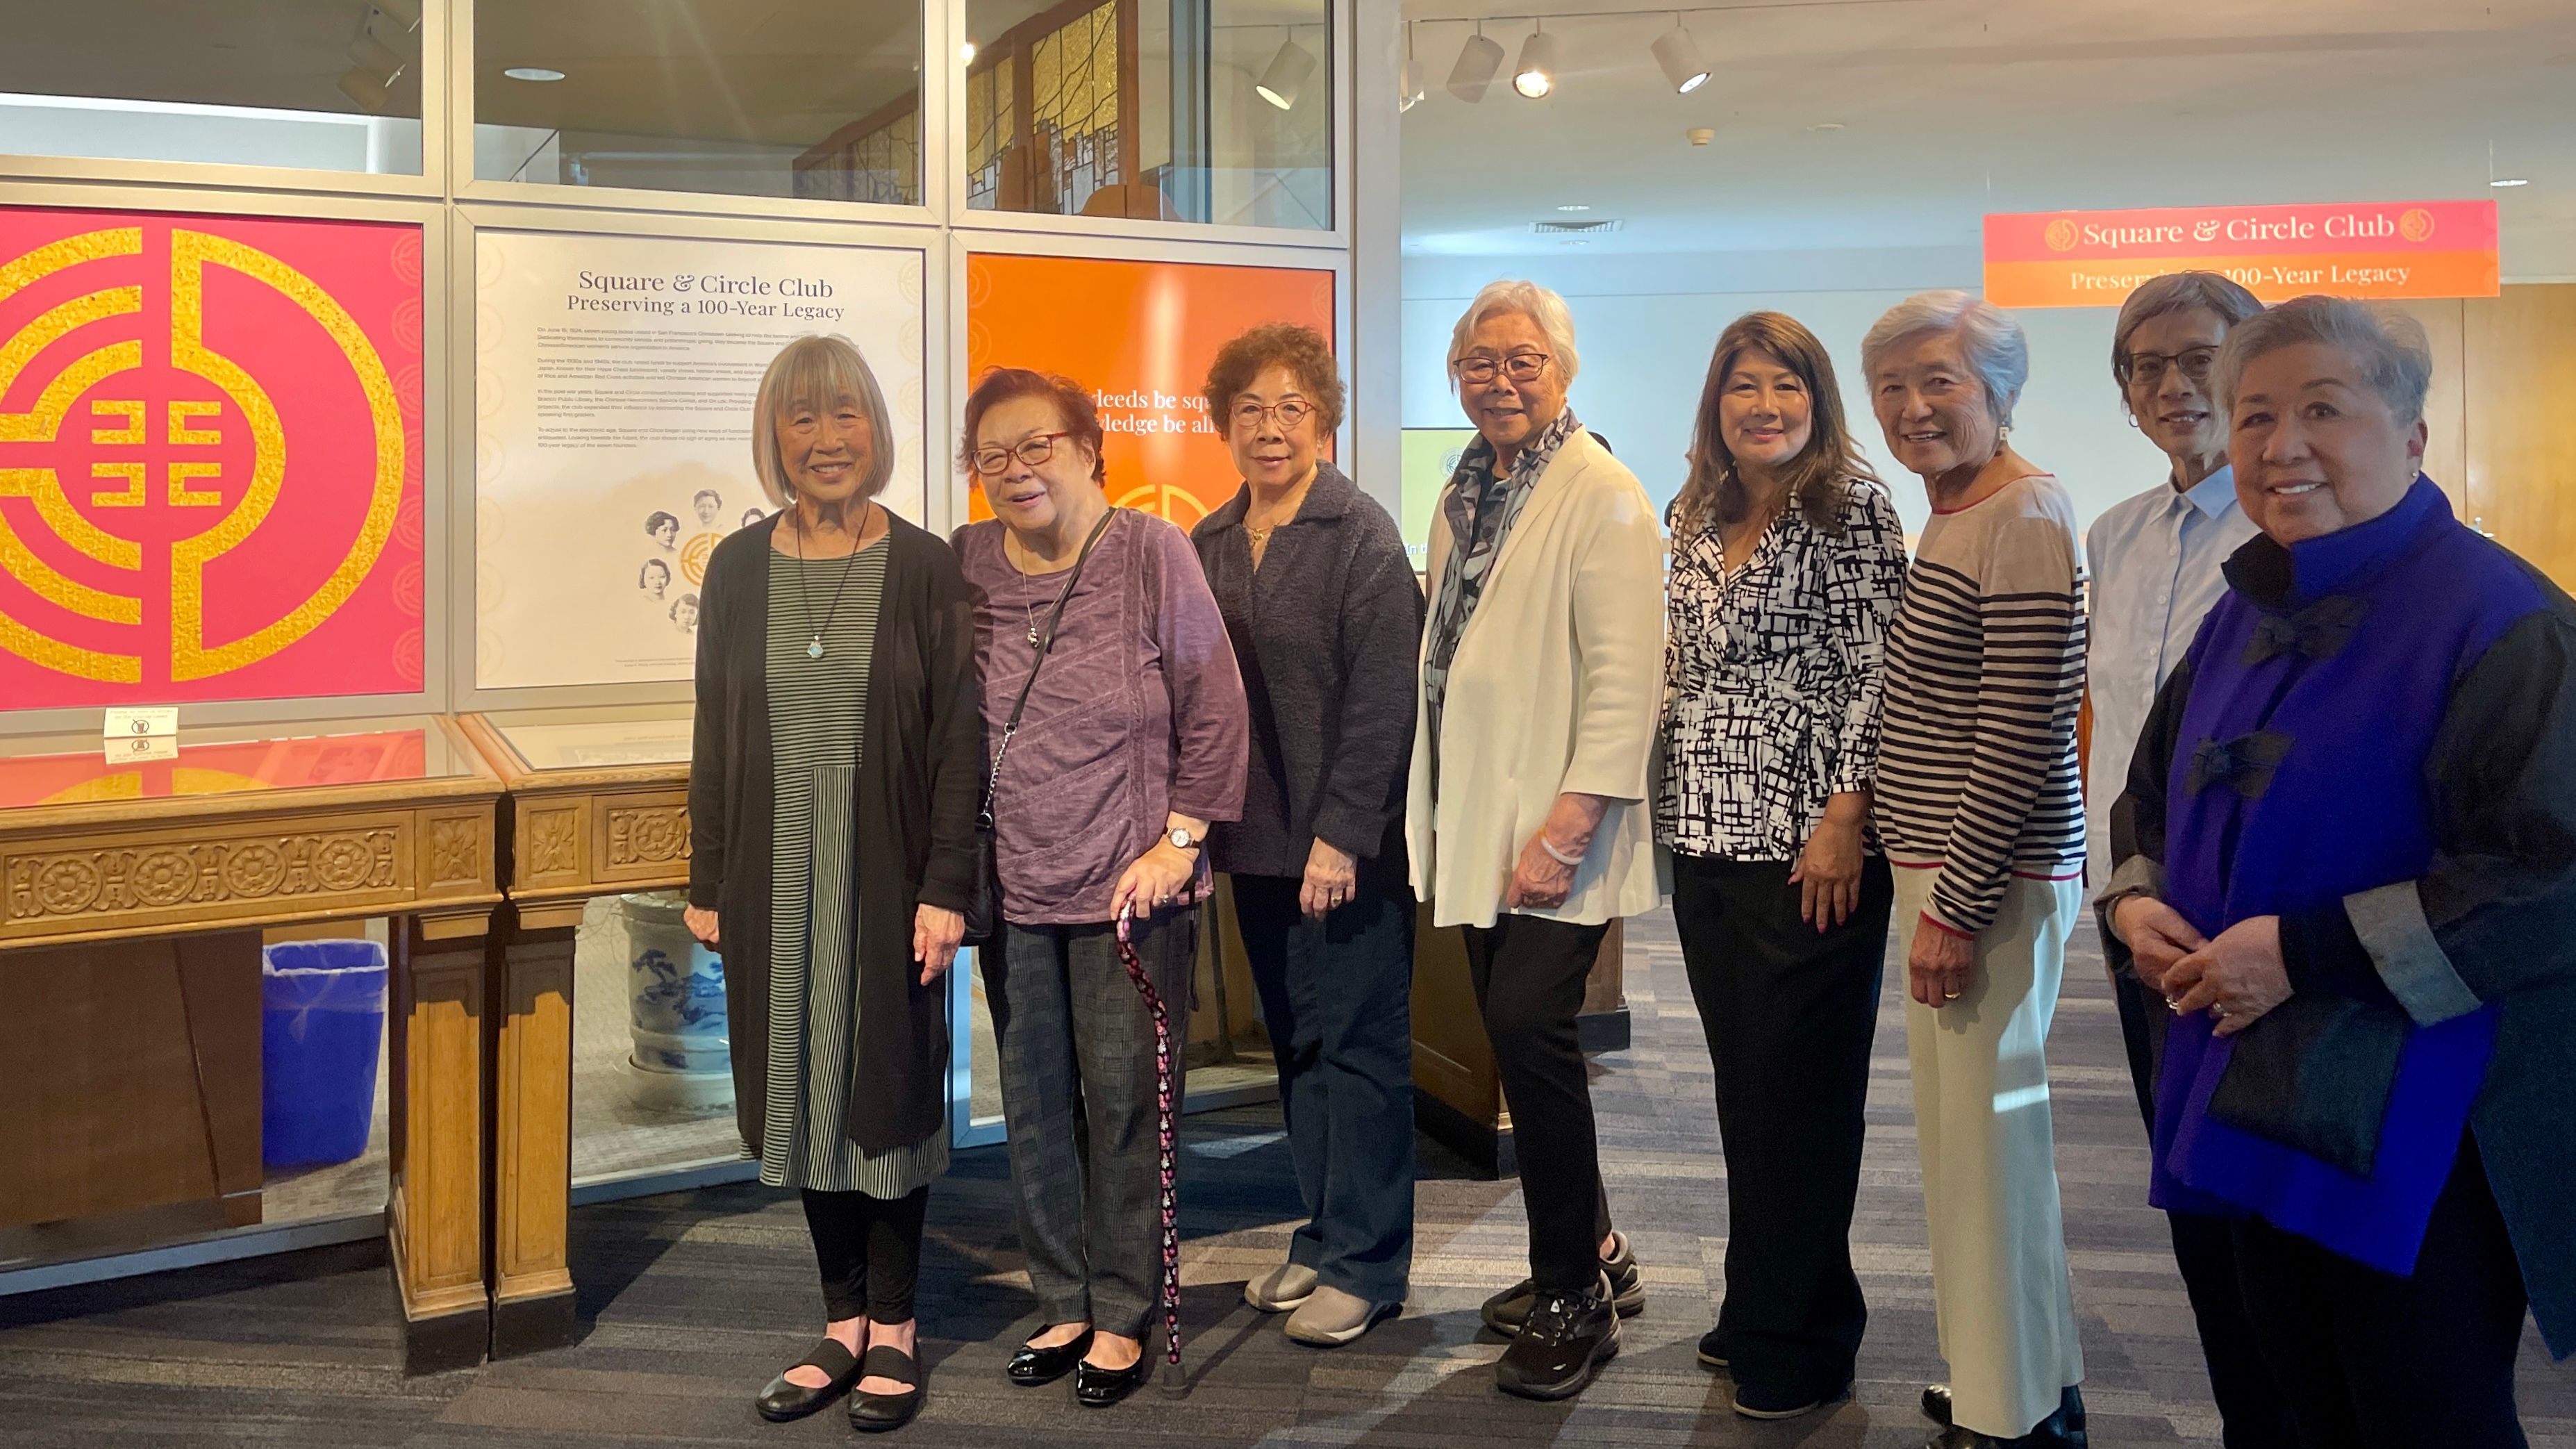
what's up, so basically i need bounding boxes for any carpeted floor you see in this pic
[3,909,2570,1447]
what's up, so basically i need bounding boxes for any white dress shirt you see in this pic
[2083,465,2259,898]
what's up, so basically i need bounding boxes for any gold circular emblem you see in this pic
[2398,208,2436,243]
[2044,218,2081,253]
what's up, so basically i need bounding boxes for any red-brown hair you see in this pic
[957,367,1107,483]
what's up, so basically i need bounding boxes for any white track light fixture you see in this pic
[1448,22,1505,104]
[1400,23,1425,112]
[1256,32,1317,110]
[1653,15,1709,94]
[1513,22,1559,99]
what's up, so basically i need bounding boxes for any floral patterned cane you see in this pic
[1115,904,1187,1395]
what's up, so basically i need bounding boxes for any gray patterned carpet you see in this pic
[3,909,2571,1447]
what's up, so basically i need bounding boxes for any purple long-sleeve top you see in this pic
[956,510,1249,925]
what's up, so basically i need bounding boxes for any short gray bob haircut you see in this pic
[2111,271,2263,390]
[2213,295,2432,426]
[1448,279,1579,386]
[1861,289,2030,428]
[751,333,898,507]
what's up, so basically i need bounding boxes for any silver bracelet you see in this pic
[1538,834,1585,867]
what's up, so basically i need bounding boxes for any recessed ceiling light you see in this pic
[1809,122,1845,132]
[1557,204,1590,212]
[1687,127,1715,147]
[504,66,566,82]
[2493,177,2530,188]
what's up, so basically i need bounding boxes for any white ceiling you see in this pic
[1397,0,2576,266]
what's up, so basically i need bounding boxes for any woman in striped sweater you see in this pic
[1863,292,2088,1449]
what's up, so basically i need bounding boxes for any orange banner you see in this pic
[963,253,1336,529]
[1984,200,2498,308]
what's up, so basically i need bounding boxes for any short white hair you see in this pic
[1861,289,2030,428]
[1447,279,1579,387]
[2213,295,2432,425]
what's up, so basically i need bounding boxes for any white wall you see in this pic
[1402,250,2167,542]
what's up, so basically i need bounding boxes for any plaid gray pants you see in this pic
[985,909,1195,1339]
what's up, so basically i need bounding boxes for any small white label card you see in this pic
[104,705,178,740]
[105,732,179,763]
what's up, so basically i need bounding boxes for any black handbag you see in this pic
[962,509,1116,947]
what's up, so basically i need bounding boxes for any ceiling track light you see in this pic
[1448,22,1505,104]
[1653,13,1710,94]
[1256,30,1318,111]
[1513,21,1559,100]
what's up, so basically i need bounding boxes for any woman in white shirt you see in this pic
[1658,310,1906,1422]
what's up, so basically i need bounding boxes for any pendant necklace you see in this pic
[1022,596,1043,647]
[792,503,870,659]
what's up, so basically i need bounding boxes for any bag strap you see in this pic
[980,508,1118,821]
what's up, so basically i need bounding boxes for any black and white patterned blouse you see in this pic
[1656,480,1909,861]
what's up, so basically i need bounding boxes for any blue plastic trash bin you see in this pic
[261,940,389,1169]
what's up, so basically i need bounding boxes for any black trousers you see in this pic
[1670,852,1890,1399]
[2232,1138,2529,1449]
[802,1186,930,1323]
[2111,968,2300,1448]
[1232,873,1418,1303]
[1462,913,1615,1295]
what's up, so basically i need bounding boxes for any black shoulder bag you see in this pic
[963,509,1116,947]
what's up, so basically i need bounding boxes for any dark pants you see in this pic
[1232,873,1418,1304]
[2232,1138,2529,1449]
[986,910,1195,1340]
[1462,913,1615,1295]
[2112,968,2300,1448]
[802,1186,929,1323]
[1670,852,1891,1400]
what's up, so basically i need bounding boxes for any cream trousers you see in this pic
[1895,867,2086,1439]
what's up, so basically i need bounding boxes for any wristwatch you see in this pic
[1167,826,1203,852]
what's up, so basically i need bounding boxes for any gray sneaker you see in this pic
[1244,1261,1319,1313]
[1481,1232,1644,1335]
[1284,1285,1399,1347]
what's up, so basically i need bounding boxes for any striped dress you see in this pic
[1874,473,2088,936]
[761,540,949,1195]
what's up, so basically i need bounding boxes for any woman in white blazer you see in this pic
[1407,279,1664,1403]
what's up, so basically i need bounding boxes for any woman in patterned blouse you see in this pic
[1656,310,1906,1421]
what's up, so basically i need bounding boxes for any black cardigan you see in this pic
[1189,461,1422,883]
[688,512,983,1155]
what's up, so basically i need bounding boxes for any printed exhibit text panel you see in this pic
[473,228,926,690]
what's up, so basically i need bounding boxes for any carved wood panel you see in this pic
[595,793,690,886]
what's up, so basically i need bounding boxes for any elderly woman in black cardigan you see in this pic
[1189,324,1424,1349]
[687,334,981,1435]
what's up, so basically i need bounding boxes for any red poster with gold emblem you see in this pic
[0,207,426,711]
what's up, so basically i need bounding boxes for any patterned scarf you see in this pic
[1422,408,1582,770]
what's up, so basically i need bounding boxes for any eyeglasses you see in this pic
[970,431,1074,475]
[2120,345,2220,388]
[1231,399,1315,431]
[1452,351,1552,386]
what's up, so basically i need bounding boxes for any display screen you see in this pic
[0,726,452,809]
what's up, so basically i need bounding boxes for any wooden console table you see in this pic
[0,716,504,1373]
[454,706,695,1358]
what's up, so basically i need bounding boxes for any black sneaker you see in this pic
[1695,1327,1728,1371]
[1731,1375,1850,1421]
[1493,1276,1620,1401]
[1481,1232,1644,1335]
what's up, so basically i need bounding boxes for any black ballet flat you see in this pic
[1006,1328,1093,1387]
[847,1345,924,1434]
[1072,1354,1149,1409]
[755,1336,861,1422]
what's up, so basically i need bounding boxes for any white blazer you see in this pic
[1406,428,1667,929]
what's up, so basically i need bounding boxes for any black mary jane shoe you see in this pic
[847,1345,925,1434]
[1072,1352,1149,1409]
[755,1337,862,1422]
[1005,1328,1093,1387]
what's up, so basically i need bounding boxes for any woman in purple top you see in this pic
[952,367,1249,1410]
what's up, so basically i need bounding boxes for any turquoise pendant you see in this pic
[806,638,825,659]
